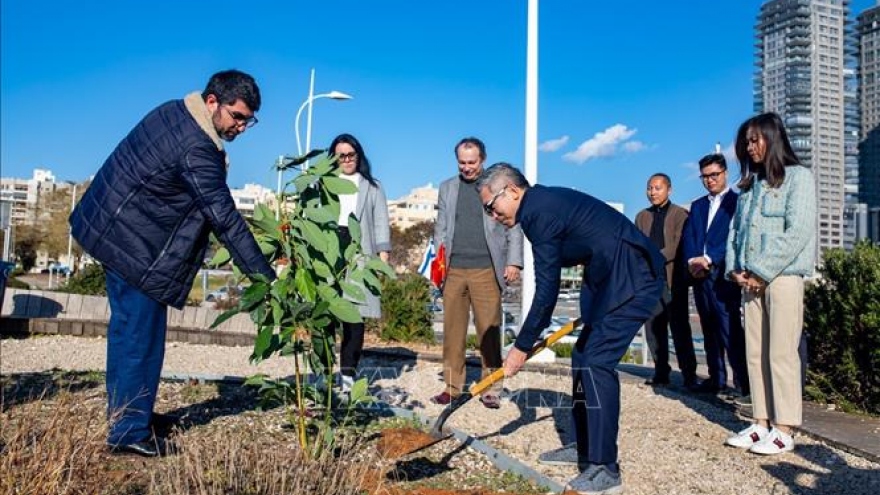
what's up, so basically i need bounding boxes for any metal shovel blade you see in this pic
[427,317,582,437]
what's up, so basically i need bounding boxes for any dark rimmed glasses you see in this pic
[337,151,358,162]
[700,170,725,182]
[223,106,258,128]
[483,185,508,215]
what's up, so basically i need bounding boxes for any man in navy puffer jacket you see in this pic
[70,69,275,457]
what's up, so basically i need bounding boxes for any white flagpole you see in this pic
[521,0,538,322]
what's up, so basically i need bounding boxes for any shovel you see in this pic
[426,317,583,441]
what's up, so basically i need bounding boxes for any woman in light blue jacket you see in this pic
[724,112,816,455]
[327,133,391,391]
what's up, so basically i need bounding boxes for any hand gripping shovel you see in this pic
[427,317,583,441]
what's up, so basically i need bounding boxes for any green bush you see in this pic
[804,240,880,415]
[372,273,434,344]
[58,264,106,296]
[551,343,573,358]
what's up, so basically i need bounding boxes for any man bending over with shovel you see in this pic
[476,163,666,495]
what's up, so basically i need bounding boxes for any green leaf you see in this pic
[301,221,328,252]
[347,215,362,248]
[258,240,278,257]
[252,327,276,363]
[271,299,283,327]
[210,247,231,267]
[304,205,337,224]
[294,174,320,193]
[308,154,334,176]
[295,269,317,301]
[250,203,280,235]
[243,374,267,386]
[316,285,338,302]
[210,306,240,329]
[349,377,375,405]
[240,282,270,310]
[363,271,382,294]
[329,297,362,323]
[366,256,396,277]
[340,281,366,302]
[313,259,333,280]
[322,176,358,195]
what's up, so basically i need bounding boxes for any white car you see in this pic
[538,317,580,345]
[205,285,243,302]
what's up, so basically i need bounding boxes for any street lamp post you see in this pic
[65,182,78,283]
[275,68,352,198]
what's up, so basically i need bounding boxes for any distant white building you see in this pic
[387,183,439,230]
[0,168,69,225]
[229,183,275,218]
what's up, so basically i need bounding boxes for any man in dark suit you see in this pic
[476,163,665,495]
[634,173,698,388]
[681,153,749,397]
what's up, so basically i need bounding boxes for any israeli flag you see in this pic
[417,239,436,279]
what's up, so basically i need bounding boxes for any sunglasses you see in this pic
[483,185,508,215]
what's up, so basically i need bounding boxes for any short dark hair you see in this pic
[698,153,727,170]
[454,137,487,161]
[202,69,261,111]
[649,173,672,188]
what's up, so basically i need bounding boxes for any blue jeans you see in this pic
[105,269,167,445]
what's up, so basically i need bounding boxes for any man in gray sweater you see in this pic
[431,137,524,408]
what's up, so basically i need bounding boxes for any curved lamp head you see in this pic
[325,90,353,101]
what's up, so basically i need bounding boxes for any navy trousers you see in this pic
[105,270,167,445]
[693,270,749,393]
[572,253,664,468]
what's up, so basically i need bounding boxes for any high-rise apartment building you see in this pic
[857,3,880,241]
[755,0,850,254]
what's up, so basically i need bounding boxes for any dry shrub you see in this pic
[149,427,384,495]
[0,391,127,495]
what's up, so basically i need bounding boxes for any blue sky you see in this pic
[2,1,875,220]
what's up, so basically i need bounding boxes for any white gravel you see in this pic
[2,335,879,495]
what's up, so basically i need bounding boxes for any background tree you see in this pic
[13,224,40,272]
[38,183,88,267]
[389,220,434,272]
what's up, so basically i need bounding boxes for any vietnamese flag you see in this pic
[430,243,447,288]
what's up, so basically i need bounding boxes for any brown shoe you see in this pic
[431,391,453,405]
[480,393,501,409]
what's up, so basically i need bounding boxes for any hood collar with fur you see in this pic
[183,91,224,152]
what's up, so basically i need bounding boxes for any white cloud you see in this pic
[562,124,639,164]
[622,140,645,153]
[539,135,570,152]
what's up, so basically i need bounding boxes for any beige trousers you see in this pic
[743,275,804,426]
[441,267,502,396]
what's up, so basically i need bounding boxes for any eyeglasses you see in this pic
[700,170,725,181]
[223,106,258,128]
[483,185,508,215]
[337,152,358,162]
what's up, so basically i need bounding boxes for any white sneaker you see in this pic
[725,423,770,449]
[749,428,794,455]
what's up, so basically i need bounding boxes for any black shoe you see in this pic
[683,376,699,390]
[150,412,181,430]
[108,437,169,457]
[644,376,670,386]
[692,380,721,394]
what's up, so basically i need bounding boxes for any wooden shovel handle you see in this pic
[469,318,582,396]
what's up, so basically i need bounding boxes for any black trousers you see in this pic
[339,321,365,377]
[644,280,697,382]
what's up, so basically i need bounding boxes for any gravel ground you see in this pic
[2,335,879,495]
